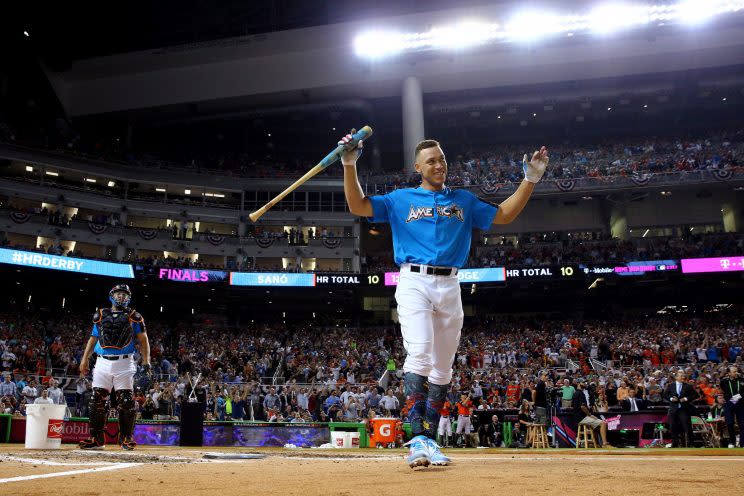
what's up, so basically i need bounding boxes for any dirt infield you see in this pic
[1,445,743,496]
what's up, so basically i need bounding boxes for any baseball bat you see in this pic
[248,125,373,222]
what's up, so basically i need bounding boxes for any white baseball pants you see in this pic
[92,355,136,391]
[438,416,452,436]
[456,415,472,434]
[395,264,464,385]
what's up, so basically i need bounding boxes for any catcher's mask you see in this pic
[109,284,132,309]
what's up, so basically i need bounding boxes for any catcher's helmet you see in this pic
[109,284,132,308]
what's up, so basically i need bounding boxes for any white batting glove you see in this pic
[522,146,549,183]
[339,129,364,166]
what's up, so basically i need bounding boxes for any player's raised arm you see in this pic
[340,130,373,217]
[492,147,549,225]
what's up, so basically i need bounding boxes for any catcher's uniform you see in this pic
[91,308,145,391]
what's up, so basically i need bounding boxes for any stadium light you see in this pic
[85,178,96,183]
[25,165,33,172]
[588,3,650,35]
[353,0,744,58]
[676,0,718,25]
[107,181,116,187]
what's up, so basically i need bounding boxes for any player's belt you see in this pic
[100,354,131,361]
[408,264,458,276]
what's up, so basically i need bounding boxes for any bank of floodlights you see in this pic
[353,0,744,58]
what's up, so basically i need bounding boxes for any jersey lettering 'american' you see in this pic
[406,204,464,223]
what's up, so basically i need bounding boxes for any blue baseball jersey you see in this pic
[367,186,498,268]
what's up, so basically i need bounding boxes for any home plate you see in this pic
[202,452,267,460]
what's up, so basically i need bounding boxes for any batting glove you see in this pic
[522,146,549,183]
[339,129,364,165]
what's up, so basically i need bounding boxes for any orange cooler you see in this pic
[368,418,402,448]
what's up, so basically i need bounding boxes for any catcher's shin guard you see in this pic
[116,389,137,450]
[80,388,109,449]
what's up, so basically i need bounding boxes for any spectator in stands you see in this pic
[21,379,38,405]
[561,378,575,409]
[645,377,663,404]
[0,374,16,400]
[47,379,65,405]
[709,394,726,420]
[33,389,54,404]
[621,387,646,412]
[478,414,503,448]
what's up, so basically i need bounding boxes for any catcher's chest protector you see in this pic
[97,308,135,349]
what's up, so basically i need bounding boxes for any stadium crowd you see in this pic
[2,116,742,183]
[362,128,744,188]
[1,311,742,433]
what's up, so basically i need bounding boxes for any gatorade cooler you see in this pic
[368,418,401,448]
[25,404,67,449]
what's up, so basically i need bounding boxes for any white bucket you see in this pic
[348,432,360,449]
[25,404,67,449]
[331,431,350,449]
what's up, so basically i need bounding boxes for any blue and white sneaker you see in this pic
[424,438,451,466]
[404,435,431,468]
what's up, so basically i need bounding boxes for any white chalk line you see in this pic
[0,462,140,484]
[277,455,744,463]
[448,455,744,462]
[0,455,114,466]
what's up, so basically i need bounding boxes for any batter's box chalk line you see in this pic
[202,452,267,460]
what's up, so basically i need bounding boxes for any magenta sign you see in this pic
[681,256,744,274]
[158,268,228,282]
[384,272,400,286]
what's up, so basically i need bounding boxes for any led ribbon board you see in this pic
[384,267,506,286]
[156,268,228,283]
[0,248,134,278]
[229,272,316,287]
[681,256,744,274]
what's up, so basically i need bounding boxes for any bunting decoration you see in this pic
[321,237,342,249]
[631,172,652,186]
[137,229,158,241]
[9,211,30,224]
[555,179,576,192]
[88,222,107,235]
[255,237,274,248]
[712,169,734,181]
[207,234,225,246]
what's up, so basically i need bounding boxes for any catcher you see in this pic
[78,284,151,450]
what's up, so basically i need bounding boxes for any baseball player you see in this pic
[437,399,453,447]
[78,284,151,450]
[454,393,474,447]
[340,131,548,467]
